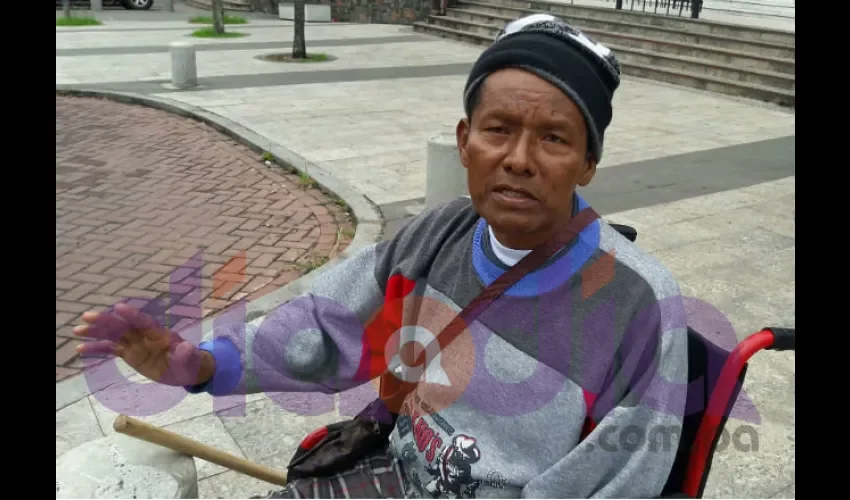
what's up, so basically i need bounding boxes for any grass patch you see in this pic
[189,15,248,25]
[261,152,275,162]
[257,53,333,63]
[190,27,249,38]
[296,255,329,273]
[297,171,318,189]
[326,197,350,212]
[57,17,102,26]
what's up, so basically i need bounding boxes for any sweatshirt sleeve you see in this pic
[521,290,689,499]
[184,241,390,397]
[184,198,479,398]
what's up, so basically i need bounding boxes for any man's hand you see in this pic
[73,303,215,387]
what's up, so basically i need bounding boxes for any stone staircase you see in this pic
[704,0,794,19]
[185,0,254,11]
[413,0,795,107]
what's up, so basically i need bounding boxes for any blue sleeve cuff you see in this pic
[184,337,243,396]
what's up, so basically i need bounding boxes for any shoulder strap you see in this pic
[413,205,600,369]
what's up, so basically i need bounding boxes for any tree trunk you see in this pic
[211,0,226,35]
[292,0,307,59]
[63,0,71,18]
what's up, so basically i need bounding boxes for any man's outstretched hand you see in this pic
[73,303,215,387]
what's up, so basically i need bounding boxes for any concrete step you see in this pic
[447,7,794,74]
[428,15,793,90]
[464,0,795,45]
[413,21,493,46]
[458,1,794,59]
[703,0,795,18]
[412,21,794,107]
[617,44,793,91]
[624,57,793,106]
[588,29,794,75]
[185,0,253,11]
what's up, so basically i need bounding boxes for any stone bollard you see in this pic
[424,132,469,210]
[90,0,103,11]
[56,433,198,499]
[170,41,198,90]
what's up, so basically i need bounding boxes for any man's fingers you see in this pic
[75,304,159,342]
[113,302,159,330]
[74,310,131,341]
[76,340,123,357]
[80,310,100,324]
[73,324,121,342]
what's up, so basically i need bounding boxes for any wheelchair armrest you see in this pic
[608,223,637,242]
[765,327,795,351]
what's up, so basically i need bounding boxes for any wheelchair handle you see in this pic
[764,327,795,351]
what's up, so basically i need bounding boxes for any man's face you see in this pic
[457,68,597,250]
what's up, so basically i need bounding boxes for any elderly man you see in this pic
[74,15,688,499]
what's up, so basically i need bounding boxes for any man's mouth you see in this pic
[492,185,537,202]
[497,189,534,200]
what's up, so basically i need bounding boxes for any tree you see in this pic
[63,0,71,19]
[293,0,306,59]
[248,0,306,60]
[211,0,226,35]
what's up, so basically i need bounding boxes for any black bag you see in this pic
[286,207,601,481]
[287,397,398,480]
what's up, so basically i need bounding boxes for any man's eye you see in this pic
[545,134,567,144]
[485,126,508,134]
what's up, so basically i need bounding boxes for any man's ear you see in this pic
[456,118,471,170]
[577,156,597,187]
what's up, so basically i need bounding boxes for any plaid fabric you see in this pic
[253,448,406,499]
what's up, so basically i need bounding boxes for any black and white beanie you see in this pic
[463,14,621,162]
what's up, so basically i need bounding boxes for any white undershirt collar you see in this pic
[487,225,532,267]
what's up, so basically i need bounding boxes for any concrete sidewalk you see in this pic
[56,14,794,498]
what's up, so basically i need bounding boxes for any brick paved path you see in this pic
[56,95,354,383]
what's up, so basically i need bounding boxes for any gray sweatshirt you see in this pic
[189,194,689,498]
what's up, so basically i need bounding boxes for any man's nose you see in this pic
[502,132,535,176]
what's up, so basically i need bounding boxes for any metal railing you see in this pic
[615,0,703,19]
[435,0,703,19]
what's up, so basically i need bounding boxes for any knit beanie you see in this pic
[463,15,622,162]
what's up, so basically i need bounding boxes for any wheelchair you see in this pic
[288,223,795,498]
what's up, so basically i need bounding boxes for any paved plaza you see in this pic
[57,19,795,208]
[56,95,354,382]
[56,4,794,498]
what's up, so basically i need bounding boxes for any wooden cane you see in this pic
[113,414,289,487]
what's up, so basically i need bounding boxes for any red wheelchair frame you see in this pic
[663,326,795,498]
